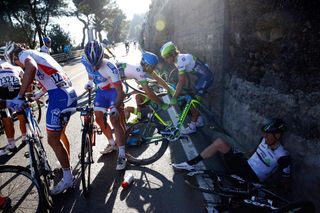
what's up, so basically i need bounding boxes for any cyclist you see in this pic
[172,118,291,185]
[0,59,27,156]
[82,40,126,170]
[125,41,129,53]
[40,36,52,54]
[4,41,77,195]
[160,41,214,134]
[118,51,171,124]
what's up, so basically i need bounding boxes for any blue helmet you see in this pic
[141,51,159,67]
[83,40,104,66]
[43,37,51,43]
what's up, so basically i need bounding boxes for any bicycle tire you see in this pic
[0,165,43,212]
[81,127,93,198]
[274,200,315,213]
[125,121,169,166]
[28,139,53,211]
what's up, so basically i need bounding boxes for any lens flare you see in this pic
[155,19,166,31]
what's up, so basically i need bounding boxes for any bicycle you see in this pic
[60,89,107,198]
[124,92,219,166]
[184,170,315,213]
[0,102,54,212]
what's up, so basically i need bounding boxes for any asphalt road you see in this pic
[0,44,225,213]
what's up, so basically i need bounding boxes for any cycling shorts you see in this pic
[224,148,259,182]
[193,68,214,97]
[0,87,24,118]
[94,88,117,109]
[46,87,77,131]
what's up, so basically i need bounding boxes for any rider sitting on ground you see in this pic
[173,118,291,189]
[160,41,214,135]
[118,52,171,124]
[82,40,126,170]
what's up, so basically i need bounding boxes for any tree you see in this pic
[48,24,71,53]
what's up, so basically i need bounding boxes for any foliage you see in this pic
[48,24,71,53]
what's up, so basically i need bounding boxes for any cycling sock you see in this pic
[108,138,116,146]
[118,146,125,158]
[187,154,203,165]
[7,138,15,147]
[63,168,73,182]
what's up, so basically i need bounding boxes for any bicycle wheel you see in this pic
[0,165,43,212]
[81,127,93,197]
[274,201,315,213]
[184,170,219,194]
[28,139,52,211]
[125,121,169,166]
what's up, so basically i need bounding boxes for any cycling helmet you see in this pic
[141,52,159,67]
[43,37,51,43]
[83,40,104,66]
[262,118,285,134]
[160,41,177,58]
[4,41,22,64]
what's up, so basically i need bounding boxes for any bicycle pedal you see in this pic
[24,151,30,158]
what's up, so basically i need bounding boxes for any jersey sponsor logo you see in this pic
[50,108,61,125]
[181,57,186,61]
[36,70,45,80]
[107,62,118,74]
[136,68,141,72]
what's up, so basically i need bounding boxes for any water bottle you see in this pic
[122,173,134,188]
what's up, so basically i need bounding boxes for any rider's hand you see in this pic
[161,102,170,110]
[84,80,94,91]
[6,95,25,111]
[109,106,119,117]
[32,90,45,101]
[170,98,177,106]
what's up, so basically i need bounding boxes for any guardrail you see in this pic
[52,49,83,62]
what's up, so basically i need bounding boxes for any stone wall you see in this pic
[144,0,320,208]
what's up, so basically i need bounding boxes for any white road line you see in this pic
[163,95,219,205]
[70,70,86,81]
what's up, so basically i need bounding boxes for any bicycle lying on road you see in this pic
[125,91,219,166]
[184,170,315,213]
[0,102,53,212]
[60,89,107,198]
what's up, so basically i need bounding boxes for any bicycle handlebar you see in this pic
[60,106,109,115]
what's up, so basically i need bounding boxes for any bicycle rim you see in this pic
[125,121,169,165]
[81,129,92,197]
[0,165,42,212]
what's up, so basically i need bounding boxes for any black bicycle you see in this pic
[61,89,107,198]
[184,170,315,213]
[0,103,53,212]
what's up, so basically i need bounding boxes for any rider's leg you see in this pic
[47,130,70,169]
[95,111,115,145]
[124,107,134,121]
[16,112,27,141]
[199,138,231,159]
[2,117,15,146]
[60,129,70,156]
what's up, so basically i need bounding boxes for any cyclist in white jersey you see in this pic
[173,118,291,186]
[117,52,171,124]
[82,40,126,170]
[0,59,27,156]
[4,41,77,195]
[160,41,214,134]
[40,36,52,54]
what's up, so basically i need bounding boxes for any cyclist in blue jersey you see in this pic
[82,40,126,170]
[173,118,291,187]
[160,41,214,134]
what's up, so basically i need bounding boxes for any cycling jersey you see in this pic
[117,63,148,85]
[247,138,291,182]
[40,45,51,54]
[176,54,213,96]
[0,60,23,90]
[81,57,121,90]
[17,50,71,91]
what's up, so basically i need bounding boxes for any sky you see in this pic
[57,0,151,45]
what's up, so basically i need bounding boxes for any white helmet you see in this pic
[4,41,21,64]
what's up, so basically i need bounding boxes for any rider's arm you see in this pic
[141,83,162,105]
[150,71,171,91]
[114,83,124,109]
[18,58,37,97]
[173,72,187,99]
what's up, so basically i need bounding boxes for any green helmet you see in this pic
[160,41,177,58]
